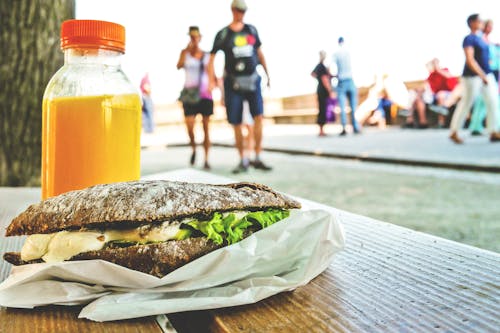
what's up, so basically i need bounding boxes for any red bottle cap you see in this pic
[61,19,125,53]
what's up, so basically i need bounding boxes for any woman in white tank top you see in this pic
[176,26,215,170]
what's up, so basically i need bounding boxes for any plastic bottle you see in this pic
[42,19,141,199]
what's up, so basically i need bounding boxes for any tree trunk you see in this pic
[0,0,75,186]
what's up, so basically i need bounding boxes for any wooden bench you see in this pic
[277,80,430,126]
[1,169,499,332]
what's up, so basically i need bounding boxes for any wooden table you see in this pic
[1,169,499,333]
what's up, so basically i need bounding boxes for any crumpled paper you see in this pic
[0,209,345,321]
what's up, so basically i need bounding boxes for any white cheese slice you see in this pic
[20,233,56,261]
[21,222,182,262]
[42,231,105,263]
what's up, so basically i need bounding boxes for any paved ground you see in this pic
[141,124,500,253]
[143,123,500,171]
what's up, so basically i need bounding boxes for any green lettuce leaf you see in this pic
[187,213,225,245]
[222,213,253,245]
[245,209,290,229]
[187,209,290,245]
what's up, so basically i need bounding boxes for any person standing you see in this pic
[140,73,155,134]
[449,14,500,144]
[311,50,334,136]
[332,37,360,136]
[177,26,214,169]
[207,0,272,174]
[469,19,500,135]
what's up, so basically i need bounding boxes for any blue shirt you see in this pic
[462,33,491,77]
[332,47,353,80]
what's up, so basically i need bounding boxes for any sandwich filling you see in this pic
[20,208,290,263]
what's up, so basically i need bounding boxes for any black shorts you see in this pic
[183,98,214,117]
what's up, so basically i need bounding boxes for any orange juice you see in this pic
[42,94,141,199]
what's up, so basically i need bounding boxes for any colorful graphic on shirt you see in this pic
[234,34,256,47]
[234,35,247,47]
[246,34,256,46]
[232,33,254,59]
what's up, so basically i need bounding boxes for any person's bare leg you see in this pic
[319,124,326,136]
[243,124,254,161]
[251,115,271,170]
[231,124,248,173]
[233,124,245,159]
[355,97,378,128]
[405,110,415,125]
[367,110,379,125]
[185,116,196,165]
[253,115,263,156]
[202,115,211,169]
[406,100,424,126]
[410,89,426,126]
[246,124,255,153]
[378,116,386,129]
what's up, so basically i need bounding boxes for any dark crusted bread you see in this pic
[3,236,222,278]
[5,180,301,236]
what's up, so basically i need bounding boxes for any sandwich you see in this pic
[3,180,301,277]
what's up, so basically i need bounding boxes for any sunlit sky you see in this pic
[76,0,500,104]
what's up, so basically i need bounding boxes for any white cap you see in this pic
[231,0,248,11]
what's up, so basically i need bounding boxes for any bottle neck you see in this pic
[64,48,123,67]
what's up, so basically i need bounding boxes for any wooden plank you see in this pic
[168,311,229,333]
[0,306,161,333]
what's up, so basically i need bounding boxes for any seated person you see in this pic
[357,74,409,129]
[404,85,431,128]
[426,58,462,127]
[364,92,392,129]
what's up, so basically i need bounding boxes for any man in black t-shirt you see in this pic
[207,0,272,174]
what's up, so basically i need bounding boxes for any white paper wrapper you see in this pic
[0,209,344,321]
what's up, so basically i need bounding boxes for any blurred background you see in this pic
[1,1,499,253]
[77,0,500,103]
